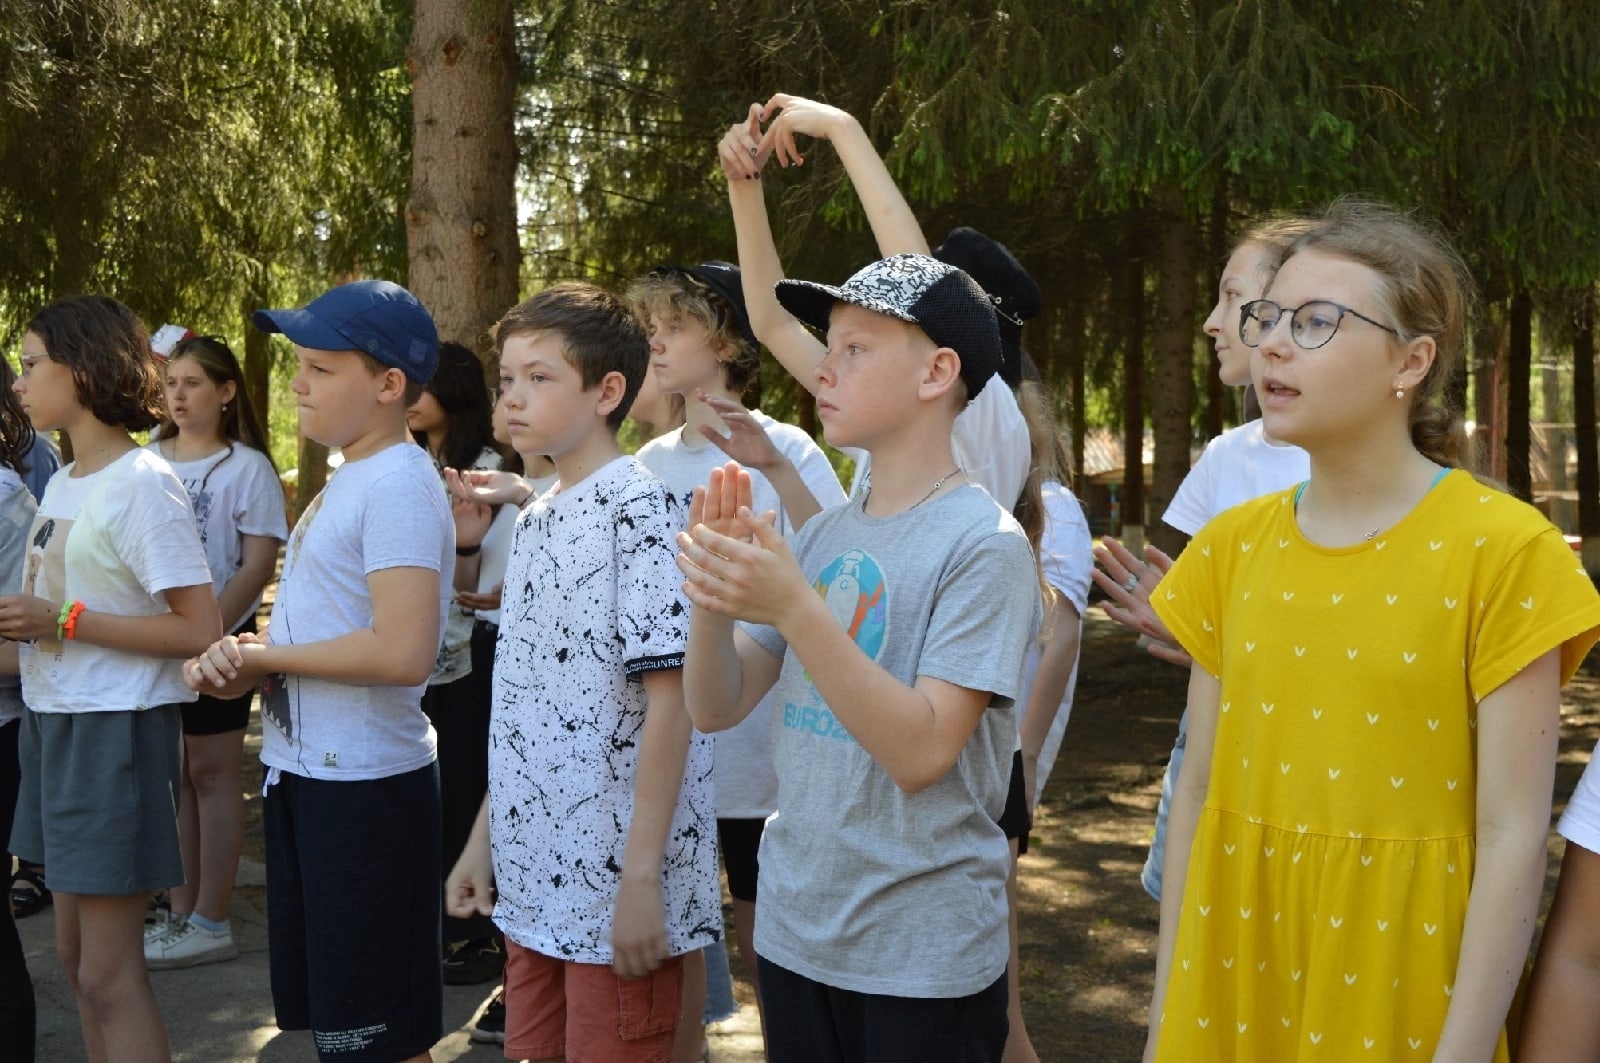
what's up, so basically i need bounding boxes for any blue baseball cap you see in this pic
[252,280,440,384]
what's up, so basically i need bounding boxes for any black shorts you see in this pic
[996,750,1031,856]
[758,956,1008,1063]
[717,817,765,903]
[264,762,443,1061]
[179,617,257,736]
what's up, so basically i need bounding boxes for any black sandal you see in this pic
[9,864,51,918]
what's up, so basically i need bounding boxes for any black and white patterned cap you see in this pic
[775,253,1002,396]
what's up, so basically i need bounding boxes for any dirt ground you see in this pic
[223,610,1600,1063]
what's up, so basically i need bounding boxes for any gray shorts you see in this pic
[10,705,184,895]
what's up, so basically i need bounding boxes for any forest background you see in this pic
[2,0,1598,563]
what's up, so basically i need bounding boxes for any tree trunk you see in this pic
[296,437,330,521]
[1148,209,1198,558]
[1120,244,1147,551]
[1506,291,1533,500]
[1575,288,1600,575]
[1204,179,1229,438]
[1543,361,1572,531]
[240,288,272,450]
[1066,285,1087,491]
[1472,307,1506,476]
[406,0,521,351]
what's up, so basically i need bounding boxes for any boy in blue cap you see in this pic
[188,279,453,1063]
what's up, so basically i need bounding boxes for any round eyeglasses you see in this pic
[1239,299,1400,351]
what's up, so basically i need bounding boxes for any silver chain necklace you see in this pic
[866,467,963,511]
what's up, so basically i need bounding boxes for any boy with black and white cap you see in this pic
[678,253,1041,1062]
[188,279,452,1063]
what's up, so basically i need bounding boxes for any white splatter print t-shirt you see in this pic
[488,455,718,963]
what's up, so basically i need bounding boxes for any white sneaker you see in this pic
[145,918,238,970]
[143,910,183,945]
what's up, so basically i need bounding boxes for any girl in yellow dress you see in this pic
[1144,200,1600,1062]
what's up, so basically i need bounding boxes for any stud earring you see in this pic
[1394,388,1405,399]
[222,402,229,411]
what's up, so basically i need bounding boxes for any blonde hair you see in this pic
[627,273,761,396]
[1285,199,1476,468]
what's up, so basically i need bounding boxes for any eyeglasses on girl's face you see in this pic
[1240,299,1400,351]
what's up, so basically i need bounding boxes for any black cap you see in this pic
[775,253,1002,398]
[933,227,1041,389]
[649,261,758,351]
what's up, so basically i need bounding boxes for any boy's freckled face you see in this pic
[14,330,74,433]
[646,312,721,397]
[497,331,599,459]
[814,303,925,450]
[289,346,386,448]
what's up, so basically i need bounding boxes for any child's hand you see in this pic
[759,92,855,168]
[445,467,531,507]
[445,846,496,919]
[0,594,61,642]
[696,392,784,472]
[454,582,503,613]
[687,461,768,543]
[718,102,771,182]
[611,877,668,979]
[184,632,269,697]
[678,505,806,627]
[452,493,493,550]
[1092,538,1189,665]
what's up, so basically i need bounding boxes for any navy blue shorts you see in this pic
[264,762,443,1061]
[758,957,1008,1063]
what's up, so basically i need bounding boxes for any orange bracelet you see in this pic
[63,601,85,641]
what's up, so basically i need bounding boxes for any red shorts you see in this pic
[503,939,684,1062]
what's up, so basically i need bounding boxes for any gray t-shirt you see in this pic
[743,483,1041,997]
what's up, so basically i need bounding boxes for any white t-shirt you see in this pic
[1560,739,1600,854]
[489,456,718,963]
[1162,420,1310,536]
[847,374,1030,510]
[1023,482,1094,805]
[19,449,213,714]
[637,412,848,818]
[474,471,556,627]
[145,441,288,632]
[260,442,452,781]
[0,468,36,725]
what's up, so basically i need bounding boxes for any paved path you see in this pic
[17,878,763,1061]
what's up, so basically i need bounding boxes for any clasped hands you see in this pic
[676,461,804,628]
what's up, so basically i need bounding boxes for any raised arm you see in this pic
[721,108,827,392]
[760,93,929,258]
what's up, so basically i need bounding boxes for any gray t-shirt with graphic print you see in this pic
[742,482,1041,998]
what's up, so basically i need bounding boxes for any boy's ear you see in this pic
[375,367,411,406]
[594,369,628,419]
[917,346,963,403]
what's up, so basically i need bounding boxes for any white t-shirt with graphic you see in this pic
[638,412,847,819]
[20,449,213,714]
[1024,481,1094,804]
[489,456,718,964]
[260,442,452,781]
[145,441,287,632]
[1162,419,1310,536]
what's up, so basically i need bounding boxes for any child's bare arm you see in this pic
[188,566,441,690]
[0,581,222,658]
[1019,595,1082,810]
[1436,650,1560,1058]
[215,533,279,632]
[681,514,990,792]
[696,393,825,530]
[720,110,827,394]
[612,667,692,978]
[1518,840,1600,1059]
[761,93,930,258]
[679,462,783,730]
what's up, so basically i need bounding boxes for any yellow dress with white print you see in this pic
[1149,470,1600,1062]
